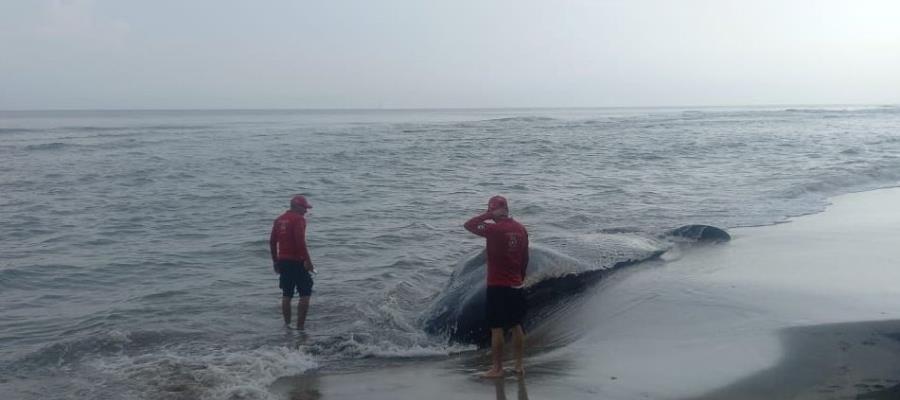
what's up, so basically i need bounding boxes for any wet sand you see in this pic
[689,319,900,400]
[273,187,900,399]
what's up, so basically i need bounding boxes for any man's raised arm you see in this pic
[464,212,493,237]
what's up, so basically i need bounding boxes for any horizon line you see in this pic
[1,102,897,113]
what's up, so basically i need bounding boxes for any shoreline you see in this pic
[272,187,900,399]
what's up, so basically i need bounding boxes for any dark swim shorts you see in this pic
[277,260,313,298]
[486,286,527,329]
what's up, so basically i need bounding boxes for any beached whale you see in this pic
[422,225,729,345]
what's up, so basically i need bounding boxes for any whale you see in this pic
[422,225,730,345]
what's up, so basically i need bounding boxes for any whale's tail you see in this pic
[668,224,731,242]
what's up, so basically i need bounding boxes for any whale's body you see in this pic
[422,225,729,345]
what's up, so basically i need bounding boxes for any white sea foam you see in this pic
[89,346,317,400]
[343,338,475,358]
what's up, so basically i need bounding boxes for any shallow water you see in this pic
[2,106,900,399]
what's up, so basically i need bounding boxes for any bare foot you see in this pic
[514,367,525,376]
[482,368,504,379]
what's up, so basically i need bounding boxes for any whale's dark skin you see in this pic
[422,225,730,345]
[668,224,731,242]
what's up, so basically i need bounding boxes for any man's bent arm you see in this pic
[464,213,493,237]
[269,223,278,262]
[294,218,312,266]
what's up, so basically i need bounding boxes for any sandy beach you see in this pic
[270,187,900,400]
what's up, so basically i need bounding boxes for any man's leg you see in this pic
[483,328,505,378]
[278,263,293,326]
[281,297,292,325]
[512,325,525,375]
[296,296,310,330]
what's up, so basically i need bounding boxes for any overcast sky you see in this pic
[1,0,898,110]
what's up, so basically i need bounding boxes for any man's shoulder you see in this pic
[276,211,302,222]
[488,219,525,235]
[504,218,527,231]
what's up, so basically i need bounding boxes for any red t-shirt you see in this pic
[464,215,529,287]
[269,210,311,263]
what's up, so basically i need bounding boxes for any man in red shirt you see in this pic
[464,195,529,378]
[270,195,316,330]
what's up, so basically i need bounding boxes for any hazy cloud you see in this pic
[0,0,898,109]
[35,0,130,43]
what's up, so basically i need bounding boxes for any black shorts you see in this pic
[277,260,313,298]
[486,286,526,329]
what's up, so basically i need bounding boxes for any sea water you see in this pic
[2,106,900,399]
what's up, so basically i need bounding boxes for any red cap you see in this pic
[487,195,508,212]
[291,195,312,209]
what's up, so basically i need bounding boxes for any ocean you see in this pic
[2,106,900,399]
